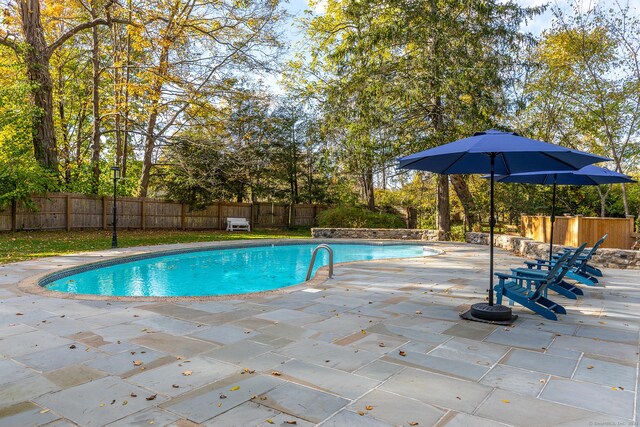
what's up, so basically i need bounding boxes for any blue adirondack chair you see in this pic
[528,235,607,286]
[494,251,571,321]
[512,243,587,300]
[559,234,607,279]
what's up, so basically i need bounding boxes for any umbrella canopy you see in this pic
[398,129,610,322]
[493,165,636,185]
[490,165,635,260]
[398,130,610,174]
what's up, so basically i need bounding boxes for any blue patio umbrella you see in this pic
[492,165,636,260]
[398,130,609,322]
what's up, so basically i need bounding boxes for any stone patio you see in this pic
[0,240,638,426]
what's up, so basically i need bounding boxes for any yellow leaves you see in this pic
[182,370,192,376]
[230,385,240,391]
[502,399,510,404]
[365,405,374,410]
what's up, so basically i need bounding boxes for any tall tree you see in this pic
[0,0,118,172]
[522,3,640,216]
[132,0,284,197]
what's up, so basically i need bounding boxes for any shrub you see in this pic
[317,207,406,228]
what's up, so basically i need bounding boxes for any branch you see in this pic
[47,18,110,55]
[0,31,19,51]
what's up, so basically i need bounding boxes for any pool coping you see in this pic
[17,238,444,302]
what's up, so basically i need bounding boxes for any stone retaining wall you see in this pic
[466,232,640,269]
[311,228,444,241]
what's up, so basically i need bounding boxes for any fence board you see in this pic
[521,215,634,249]
[2,193,324,232]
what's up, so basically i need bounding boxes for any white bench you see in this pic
[226,217,250,232]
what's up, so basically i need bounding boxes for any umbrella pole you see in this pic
[489,155,495,306]
[549,176,557,261]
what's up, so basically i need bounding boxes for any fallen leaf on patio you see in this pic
[141,328,148,332]
[140,367,145,370]
[271,371,281,376]
[131,351,136,355]
[172,384,179,388]
[219,394,227,399]
[15,312,23,315]
[244,329,251,334]
[361,329,367,334]
[415,310,422,314]
[260,396,268,400]
[266,419,274,424]
[502,399,510,404]
[218,402,222,407]
[379,342,386,347]
[456,396,461,400]
[122,400,128,406]
[85,347,90,352]
[587,365,594,369]
[176,356,183,360]
[599,321,606,324]
[230,386,240,391]
[539,379,546,383]
[399,350,406,357]
[149,422,154,425]
[146,394,157,401]
[110,400,116,405]
[182,370,192,376]
[285,421,297,425]
[365,405,374,410]
[357,411,365,416]
[100,404,105,407]
[39,409,50,414]
[620,386,625,390]
[408,422,419,426]
[133,361,143,366]
[69,345,76,349]
[130,393,137,397]
[612,387,618,390]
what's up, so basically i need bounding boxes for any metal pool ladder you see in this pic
[306,244,334,281]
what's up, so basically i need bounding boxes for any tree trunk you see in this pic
[138,110,158,198]
[596,185,611,217]
[364,167,375,211]
[19,0,58,171]
[437,174,450,235]
[138,43,170,197]
[90,14,101,194]
[450,174,476,231]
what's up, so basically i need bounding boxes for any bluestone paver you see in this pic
[0,240,637,426]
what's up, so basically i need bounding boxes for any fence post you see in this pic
[250,203,257,229]
[102,196,107,230]
[66,194,72,231]
[141,200,146,230]
[181,203,187,230]
[10,199,16,232]
[217,202,222,230]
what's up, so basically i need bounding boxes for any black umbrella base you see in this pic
[460,303,517,325]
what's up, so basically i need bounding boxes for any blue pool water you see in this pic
[44,243,435,297]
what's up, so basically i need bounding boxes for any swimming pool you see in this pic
[43,243,436,297]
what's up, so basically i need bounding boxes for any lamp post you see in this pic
[111,166,120,248]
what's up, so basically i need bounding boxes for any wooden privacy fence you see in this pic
[521,215,636,250]
[0,193,325,232]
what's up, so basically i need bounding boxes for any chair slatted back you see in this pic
[532,251,572,299]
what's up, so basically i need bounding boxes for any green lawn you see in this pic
[0,228,311,264]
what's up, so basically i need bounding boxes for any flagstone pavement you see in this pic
[0,239,638,427]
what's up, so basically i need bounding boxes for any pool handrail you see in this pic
[306,244,334,281]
